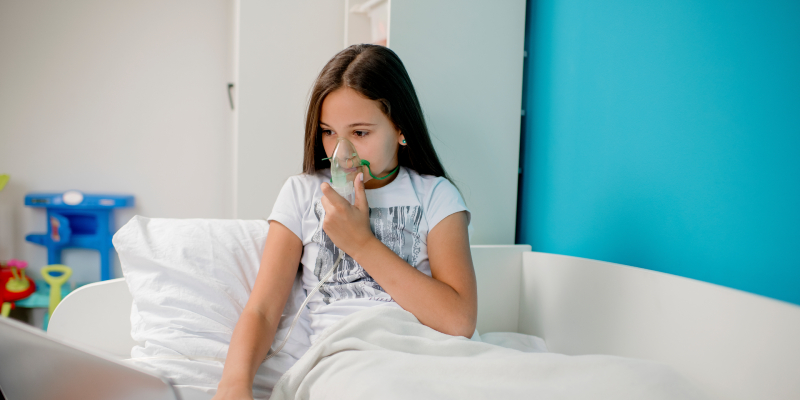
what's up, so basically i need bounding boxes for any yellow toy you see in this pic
[41,265,72,319]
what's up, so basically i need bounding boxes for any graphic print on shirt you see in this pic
[312,200,423,304]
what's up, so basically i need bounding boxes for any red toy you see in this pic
[1,259,36,317]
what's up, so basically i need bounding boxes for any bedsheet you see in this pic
[123,319,548,399]
[270,306,707,400]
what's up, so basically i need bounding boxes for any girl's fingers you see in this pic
[320,182,347,208]
[353,173,368,210]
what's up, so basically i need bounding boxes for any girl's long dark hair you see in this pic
[303,44,451,182]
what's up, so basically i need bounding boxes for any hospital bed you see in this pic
[48,244,800,400]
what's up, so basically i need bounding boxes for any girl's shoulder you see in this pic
[402,167,472,233]
[403,167,459,201]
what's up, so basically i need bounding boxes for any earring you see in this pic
[402,139,407,145]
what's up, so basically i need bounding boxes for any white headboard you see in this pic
[470,245,531,333]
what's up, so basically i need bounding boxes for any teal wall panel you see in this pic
[517,0,800,304]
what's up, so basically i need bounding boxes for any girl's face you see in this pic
[320,87,405,189]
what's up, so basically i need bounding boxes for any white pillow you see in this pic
[113,216,311,399]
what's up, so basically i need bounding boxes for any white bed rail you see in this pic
[47,278,136,359]
[519,252,800,400]
[47,247,800,399]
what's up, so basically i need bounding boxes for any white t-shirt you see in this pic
[268,166,471,342]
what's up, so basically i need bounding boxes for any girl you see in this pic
[214,44,477,400]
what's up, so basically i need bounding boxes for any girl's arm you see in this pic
[353,211,477,337]
[320,176,477,338]
[214,221,303,399]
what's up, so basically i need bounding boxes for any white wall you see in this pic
[236,0,345,220]
[237,0,527,245]
[0,0,526,288]
[390,0,527,244]
[0,0,237,284]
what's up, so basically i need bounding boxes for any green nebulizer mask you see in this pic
[328,138,363,205]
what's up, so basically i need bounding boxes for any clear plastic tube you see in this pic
[263,251,344,362]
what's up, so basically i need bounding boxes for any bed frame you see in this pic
[48,245,800,400]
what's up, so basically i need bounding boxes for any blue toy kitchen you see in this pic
[25,191,134,281]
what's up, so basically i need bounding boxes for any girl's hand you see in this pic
[320,172,375,256]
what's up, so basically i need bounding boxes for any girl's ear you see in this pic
[399,133,406,146]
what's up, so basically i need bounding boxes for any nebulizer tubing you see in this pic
[321,158,399,181]
[360,159,398,181]
[263,252,343,362]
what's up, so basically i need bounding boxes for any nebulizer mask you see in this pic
[328,138,363,204]
[327,137,401,200]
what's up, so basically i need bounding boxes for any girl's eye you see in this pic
[321,129,334,136]
[354,130,369,137]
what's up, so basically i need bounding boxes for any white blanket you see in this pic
[270,306,707,400]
